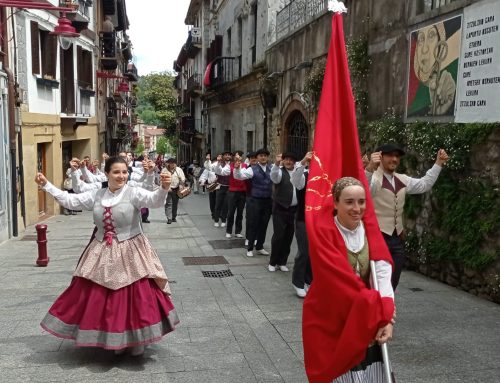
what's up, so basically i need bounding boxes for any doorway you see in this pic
[37,143,47,216]
[285,111,309,158]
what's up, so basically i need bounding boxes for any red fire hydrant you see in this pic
[35,224,49,267]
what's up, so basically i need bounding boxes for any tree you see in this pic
[134,139,145,156]
[156,136,169,156]
[136,72,178,140]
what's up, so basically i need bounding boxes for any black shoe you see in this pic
[167,219,172,224]
[171,218,177,222]
[142,219,150,223]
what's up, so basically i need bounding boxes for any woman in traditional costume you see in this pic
[35,156,178,356]
[331,177,394,382]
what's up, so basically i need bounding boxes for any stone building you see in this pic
[0,0,137,240]
[175,0,283,161]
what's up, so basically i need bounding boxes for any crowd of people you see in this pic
[36,143,448,382]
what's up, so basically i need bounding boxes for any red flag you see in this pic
[303,13,395,383]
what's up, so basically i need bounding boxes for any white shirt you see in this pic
[233,163,269,180]
[290,163,307,190]
[334,217,394,299]
[365,164,442,195]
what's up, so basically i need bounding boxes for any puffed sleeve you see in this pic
[129,184,169,208]
[42,181,97,210]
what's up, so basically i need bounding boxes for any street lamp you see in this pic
[50,12,79,50]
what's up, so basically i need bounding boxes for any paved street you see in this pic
[0,192,498,383]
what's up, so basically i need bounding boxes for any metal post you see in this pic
[370,260,396,383]
[35,224,49,267]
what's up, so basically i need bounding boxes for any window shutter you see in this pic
[46,34,57,78]
[77,45,83,87]
[31,21,40,75]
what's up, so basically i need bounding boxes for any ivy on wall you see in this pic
[346,36,370,118]
[359,116,500,270]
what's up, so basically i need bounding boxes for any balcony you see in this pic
[124,62,138,82]
[60,0,92,23]
[187,73,202,95]
[99,31,118,70]
[276,0,328,41]
[205,57,241,89]
[185,29,201,59]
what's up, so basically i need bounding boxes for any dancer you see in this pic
[35,156,178,355]
[330,177,394,382]
[234,148,272,257]
[213,150,247,238]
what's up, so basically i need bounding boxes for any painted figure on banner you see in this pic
[407,16,462,118]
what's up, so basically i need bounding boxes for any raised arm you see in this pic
[130,171,171,208]
[35,173,96,211]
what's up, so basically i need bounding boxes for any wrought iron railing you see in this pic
[187,73,202,94]
[209,56,241,88]
[276,0,328,41]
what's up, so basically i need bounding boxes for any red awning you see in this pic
[0,0,74,11]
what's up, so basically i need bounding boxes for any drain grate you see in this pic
[208,239,245,249]
[201,270,234,278]
[183,256,229,266]
[409,287,424,292]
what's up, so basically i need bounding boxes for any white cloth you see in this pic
[334,217,394,299]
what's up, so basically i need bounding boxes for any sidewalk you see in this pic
[0,192,498,382]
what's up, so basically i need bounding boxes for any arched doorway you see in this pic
[285,111,308,158]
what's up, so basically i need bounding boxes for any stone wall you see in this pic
[404,128,500,303]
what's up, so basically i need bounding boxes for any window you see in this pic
[246,131,254,153]
[77,46,93,89]
[224,129,232,152]
[226,27,232,56]
[416,0,459,14]
[31,21,57,79]
[237,17,243,77]
[251,3,257,64]
[60,45,75,114]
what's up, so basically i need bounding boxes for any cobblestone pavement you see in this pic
[0,193,498,382]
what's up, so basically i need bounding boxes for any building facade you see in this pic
[0,0,137,241]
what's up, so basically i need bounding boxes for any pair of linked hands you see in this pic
[363,149,449,173]
[35,158,173,191]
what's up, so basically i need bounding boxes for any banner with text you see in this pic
[456,0,500,122]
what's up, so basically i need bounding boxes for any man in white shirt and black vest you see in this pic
[365,143,449,290]
[234,148,273,257]
[268,152,299,272]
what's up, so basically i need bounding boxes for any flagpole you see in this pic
[370,260,396,383]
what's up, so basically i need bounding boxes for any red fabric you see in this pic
[229,163,247,192]
[303,14,394,383]
[203,61,214,87]
[47,277,176,334]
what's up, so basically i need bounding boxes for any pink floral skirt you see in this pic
[41,276,179,350]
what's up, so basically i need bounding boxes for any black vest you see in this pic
[296,170,309,222]
[273,167,294,209]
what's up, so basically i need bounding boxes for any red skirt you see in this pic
[41,277,179,350]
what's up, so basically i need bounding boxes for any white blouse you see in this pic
[334,217,394,299]
[42,182,168,211]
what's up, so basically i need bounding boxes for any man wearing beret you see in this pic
[234,148,273,257]
[365,144,449,290]
[268,152,300,273]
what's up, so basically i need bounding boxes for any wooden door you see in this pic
[37,143,46,216]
